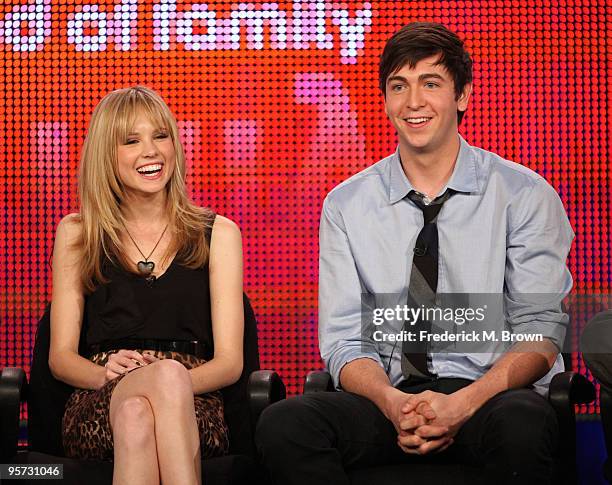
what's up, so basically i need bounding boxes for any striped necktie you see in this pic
[402,189,453,380]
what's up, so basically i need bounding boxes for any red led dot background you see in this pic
[0,1,609,414]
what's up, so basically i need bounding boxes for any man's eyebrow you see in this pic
[418,73,446,82]
[386,75,406,84]
[386,73,448,84]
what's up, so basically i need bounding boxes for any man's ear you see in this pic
[457,83,472,112]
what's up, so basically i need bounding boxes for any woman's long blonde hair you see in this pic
[77,86,213,292]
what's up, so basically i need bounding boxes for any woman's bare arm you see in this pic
[189,215,244,394]
[48,214,108,390]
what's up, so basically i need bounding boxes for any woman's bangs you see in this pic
[137,96,174,135]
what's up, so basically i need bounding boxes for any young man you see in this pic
[256,22,573,484]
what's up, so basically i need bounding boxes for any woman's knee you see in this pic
[147,359,194,399]
[111,396,155,448]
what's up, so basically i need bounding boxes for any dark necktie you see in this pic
[402,189,453,379]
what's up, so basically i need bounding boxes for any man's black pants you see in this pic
[255,378,559,484]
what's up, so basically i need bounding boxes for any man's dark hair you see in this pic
[379,22,473,123]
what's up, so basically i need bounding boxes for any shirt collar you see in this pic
[387,135,482,204]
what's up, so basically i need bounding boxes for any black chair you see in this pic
[600,385,612,482]
[303,358,595,485]
[581,310,612,482]
[0,294,286,485]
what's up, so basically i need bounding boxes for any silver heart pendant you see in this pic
[137,261,155,276]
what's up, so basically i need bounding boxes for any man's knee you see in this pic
[256,395,326,452]
[486,390,558,452]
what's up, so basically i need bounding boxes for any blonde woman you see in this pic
[49,86,244,485]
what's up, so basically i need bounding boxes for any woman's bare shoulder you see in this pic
[212,214,240,235]
[209,215,242,258]
[55,213,82,245]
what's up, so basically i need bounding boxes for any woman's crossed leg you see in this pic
[109,359,201,485]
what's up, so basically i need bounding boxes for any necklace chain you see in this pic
[123,223,169,263]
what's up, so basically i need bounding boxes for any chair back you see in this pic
[222,294,260,456]
[28,305,89,455]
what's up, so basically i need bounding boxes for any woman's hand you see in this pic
[103,350,157,382]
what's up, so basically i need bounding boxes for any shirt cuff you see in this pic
[327,348,385,390]
[508,320,567,350]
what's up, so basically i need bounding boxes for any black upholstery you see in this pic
[600,386,612,482]
[304,367,595,485]
[0,294,285,485]
[27,305,85,457]
[580,310,612,482]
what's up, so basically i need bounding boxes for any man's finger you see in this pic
[414,424,449,439]
[397,433,426,448]
[401,399,436,419]
[415,401,436,420]
[398,414,428,431]
[401,399,418,414]
[398,442,421,455]
[417,437,452,455]
[434,438,454,454]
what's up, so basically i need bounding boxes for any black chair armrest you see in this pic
[303,370,335,394]
[248,370,286,428]
[548,370,595,485]
[304,369,596,404]
[549,370,596,411]
[0,367,27,460]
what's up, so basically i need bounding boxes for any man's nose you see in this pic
[405,87,425,109]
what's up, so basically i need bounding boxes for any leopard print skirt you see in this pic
[62,350,229,462]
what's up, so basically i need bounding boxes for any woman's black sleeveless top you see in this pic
[83,221,215,360]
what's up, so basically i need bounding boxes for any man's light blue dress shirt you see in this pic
[318,136,574,396]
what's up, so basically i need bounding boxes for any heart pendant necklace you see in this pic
[123,223,169,283]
